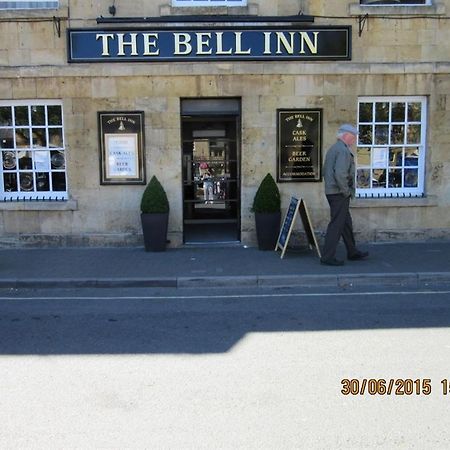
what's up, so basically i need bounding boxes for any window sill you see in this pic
[349,2,446,16]
[160,3,258,16]
[0,199,77,211]
[351,195,437,208]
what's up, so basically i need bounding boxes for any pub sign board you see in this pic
[277,109,322,182]
[98,111,146,185]
[67,26,351,62]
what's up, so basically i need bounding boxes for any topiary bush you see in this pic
[140,175,169,214]
[252,173,281,214]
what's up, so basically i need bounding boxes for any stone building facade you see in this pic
[0,0,449,247]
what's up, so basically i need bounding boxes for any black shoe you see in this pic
[320,258,345,266]
[348,251,369,261]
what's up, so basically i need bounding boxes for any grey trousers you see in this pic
[322,193,357,261]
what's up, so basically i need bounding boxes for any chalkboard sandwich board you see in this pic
[275,196,321,259]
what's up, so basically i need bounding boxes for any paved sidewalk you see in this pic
[0,241,449,289]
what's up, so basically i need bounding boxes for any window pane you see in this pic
[389,147,403,167]
[360,1,427,4]
[357,169,370,188]
[375,102,389,122]
[16,129,30,147]
[372,169,386,188]
[48,105,62,125]
[404,169,418,187]
[18,151,32,169]
[52,172,66,191]
[375,125,389,144]
[0,106,12,126]
[390,125,405,144]
[31,105,46,125]
[32,128,47,147]
[14,106,29,126]
[391,103,405,122]
[36,172,50,191]
[172,0,247,5]
[359,103,373,122]
[51,150,65,169]
[0,129,14,148]
[4,173,17,191]
[49,128,63,147]
[388,169,402,188]
[357,147,371,166]
[0,1,59,9]
[405,147,419,166]
[359,125,372,145]
[408,102,422,121]
[2,151,16,170]
[407,125,421,144]
[20,172,34,191]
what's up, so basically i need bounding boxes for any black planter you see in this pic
[141,212,169,252]
[255,211,281,250]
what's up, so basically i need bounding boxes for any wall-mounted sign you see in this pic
[98,111,146,185]
[68,26,351,62]
[277,109,322,182]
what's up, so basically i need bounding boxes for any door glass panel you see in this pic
[181,116,240,242]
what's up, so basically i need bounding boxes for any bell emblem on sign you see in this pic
[296,119,303,128]
[118,121,126,131]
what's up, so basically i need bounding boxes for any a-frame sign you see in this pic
[275,196,321,259]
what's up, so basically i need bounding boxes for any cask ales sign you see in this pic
[67,26,351,62]
[277,109,322,182]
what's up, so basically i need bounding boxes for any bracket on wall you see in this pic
[53,16,61,38]
[358,14,369,37]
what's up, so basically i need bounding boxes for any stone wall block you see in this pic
[3,211,41,233]
[116,77,153,98]
[12,78,36,99]
[295,75,325,96]
[60,77,92,98]
[91,78,117,99]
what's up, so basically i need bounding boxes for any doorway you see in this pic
[181,99,241,244]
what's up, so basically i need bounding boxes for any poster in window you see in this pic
[277,109,322,182]
[98,111,145,185]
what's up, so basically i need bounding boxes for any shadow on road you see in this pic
[0,292,449,355]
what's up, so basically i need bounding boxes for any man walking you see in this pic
[321,124,368,266]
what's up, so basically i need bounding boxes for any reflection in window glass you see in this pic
[0,107,12,126]
[391,103,405,122]
[359,125,373,145]
[375,102,389,122]
[375,125,389,145]
[356,147,371,166]
[31,105,46,125]
[408,103,422,121]
[15,106,29,126]
[356,97,426,197]
[358,103,373,122]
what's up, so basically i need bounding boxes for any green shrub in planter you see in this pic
[252,173,281,250]
[140,176,169,252]
[141,175,169,214]
[252,173,281,213]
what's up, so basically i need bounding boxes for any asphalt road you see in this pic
[1,286,450,449]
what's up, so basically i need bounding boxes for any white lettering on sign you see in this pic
[93,30,323,58]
